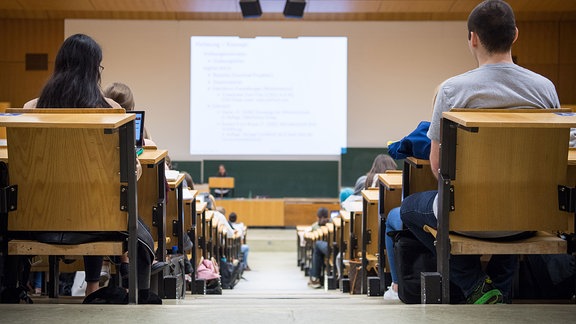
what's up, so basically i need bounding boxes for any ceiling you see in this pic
[1,0,575,21]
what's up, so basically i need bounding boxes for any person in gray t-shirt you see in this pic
[400,0,560,304]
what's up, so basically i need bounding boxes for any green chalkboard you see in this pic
[172,147,402,198]
[202,160,339,198]
[170,161,202,186]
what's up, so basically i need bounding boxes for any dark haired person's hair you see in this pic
[317,207,329,218]
[37,34,111,108]
[229,212,237,223]
[467,0,516,54]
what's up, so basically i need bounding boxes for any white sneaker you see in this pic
[99,263,111,287]
[383,286,399,300]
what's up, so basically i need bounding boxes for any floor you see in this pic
[1,229,574,323]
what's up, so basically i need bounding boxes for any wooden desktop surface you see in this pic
[167,173,185,188]
[0,113,134,128]
[443,111,576,128]
[379,172,403,190]
[138,149,168,165]
[361,188,379,203]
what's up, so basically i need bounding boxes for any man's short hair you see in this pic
[467,0,516,54]
[229,212,237,223]
[317,207,329,218]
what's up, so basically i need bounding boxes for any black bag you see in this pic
[220,260,242,289]
[392,230,464,304]
[205,278,222,295]
[164,254,186,299]
[392,230,436,304]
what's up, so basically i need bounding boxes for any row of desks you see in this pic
[339,147,576,296]
[332,157,435,296]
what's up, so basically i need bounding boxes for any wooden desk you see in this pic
[209,177,234,198]
[377,171,403,294]
[284,198,340,226]
[167,173,186,254]
[0,102,9,139]
[432,111,576,303]
[0,146,7,163]
[195,202,208,259]
[217,198,284,226]
[361,188,380,296]
[183,189,198,274]
[341,201,362,262]
[402,157,437,198]
[137,148,168,297]
[0,113,140,303]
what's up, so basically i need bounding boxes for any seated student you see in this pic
[364,154,397,188]
[228,212,251,271]
[341,154,397,210]
[400,0,560,304]
[22,33,159,303]
[383,207,402,300]
[103,82,153,141]
[307,207,331,289]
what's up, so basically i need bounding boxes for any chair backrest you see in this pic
[441,110,574,233]
[3,111,132,232]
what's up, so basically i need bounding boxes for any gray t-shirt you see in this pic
[428,63,560,142]
[427,63,560,238]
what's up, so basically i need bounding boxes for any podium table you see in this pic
[208,177,234,197]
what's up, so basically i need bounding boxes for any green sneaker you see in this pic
[466,277,504,304]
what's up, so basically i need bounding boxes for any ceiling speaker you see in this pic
[283,0,306,18]
[240,0,262,18]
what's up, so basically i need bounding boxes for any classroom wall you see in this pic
[65,20,476,161]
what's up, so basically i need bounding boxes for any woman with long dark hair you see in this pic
[23,34,158,304]
[24,33,117,109]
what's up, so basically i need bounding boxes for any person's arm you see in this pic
[430,140,440,180]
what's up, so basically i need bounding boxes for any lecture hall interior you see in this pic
[1,1,576,323]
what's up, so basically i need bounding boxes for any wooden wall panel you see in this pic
[514,21,559,65]
[558,21,576,104]
[558,64,576,105]
[0,19,62,106]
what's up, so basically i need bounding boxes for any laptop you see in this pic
[133,110,145,156]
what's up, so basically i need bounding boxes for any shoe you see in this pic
[466,277,503,304]
[99,263,111,288]
[244,265,251,271]
[383,286,399,300]
[307,277,322,289]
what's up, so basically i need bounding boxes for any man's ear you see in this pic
[513,27,519,44]
[469,31,479,48]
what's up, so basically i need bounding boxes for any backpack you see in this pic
[391,230,464,304]
[220,259,242,289]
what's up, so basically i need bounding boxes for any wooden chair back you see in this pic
[6,114,130,232]
[447,119,571,233]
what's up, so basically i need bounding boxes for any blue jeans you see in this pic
[400,190,517,301]
[385,207,403,284]
[310,240,328,278]
[241,244,249,267]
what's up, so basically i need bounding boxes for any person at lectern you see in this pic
[214,164,231,197]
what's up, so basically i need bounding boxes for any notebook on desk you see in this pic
[133,111,145,156]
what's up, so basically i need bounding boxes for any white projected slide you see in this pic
[190,36,347,156]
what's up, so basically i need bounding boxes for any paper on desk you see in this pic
[165,170,180,181]
[182,188,194,200]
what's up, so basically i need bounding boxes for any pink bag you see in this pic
[196,259,220,280]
